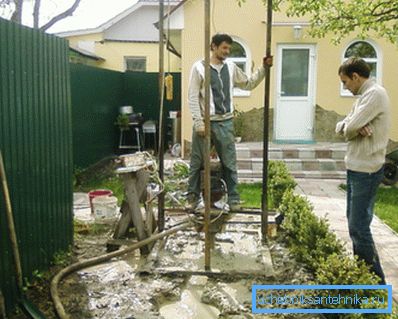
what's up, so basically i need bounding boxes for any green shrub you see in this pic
[268,161,296,208]
[279,190,343,271]
[314,253,388,318]
[278,188,394,318]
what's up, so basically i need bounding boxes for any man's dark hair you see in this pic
[211,33,233,48]
[338,57,371,79]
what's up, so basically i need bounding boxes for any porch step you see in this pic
[236,143,347,180]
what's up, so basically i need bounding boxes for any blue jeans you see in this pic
[346,167,385,284]
[188,119,239,204]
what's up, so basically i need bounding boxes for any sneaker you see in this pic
[195,198,205,211]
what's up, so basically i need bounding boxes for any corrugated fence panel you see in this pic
[70,67,182,169]
[70,63,125,168]
[123,71,181,121]
[0,18,73,313]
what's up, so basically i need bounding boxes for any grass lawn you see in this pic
[238,182,261,207]
[75,172,266,210]
[375,186,398,234]
[237,182,271,208]
[341,184,398,234]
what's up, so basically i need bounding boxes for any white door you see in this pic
[274,45,316,142]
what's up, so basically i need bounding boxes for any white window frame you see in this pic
[124,56,147,72]
[340,40,382,97]
[226,37,251,97]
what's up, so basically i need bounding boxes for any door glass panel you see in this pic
[281,49,309,97]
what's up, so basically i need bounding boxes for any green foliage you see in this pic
[279,190,394,316]
[233,108,245,137]
[52,248,73,267]
[279,190,343,271]
[268,161,297,208]
[236,161,295,209]
[173,161,190,179]
[236,0,398,44]
[316,254,380,286]
[315,254,388,317]
[375,187,398,233]
[114,114,130,130]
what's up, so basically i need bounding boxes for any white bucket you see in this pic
[92,196,118,221]
[169,111,178,118]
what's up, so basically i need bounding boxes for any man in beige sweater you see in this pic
[336,57,390,284]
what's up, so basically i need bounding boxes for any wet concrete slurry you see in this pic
[70,200,324,318]
[295,179,398,302]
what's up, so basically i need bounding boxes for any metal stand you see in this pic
[142,120,157,153]
[118,124,142,151]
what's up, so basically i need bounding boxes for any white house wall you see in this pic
[104,6,159,42]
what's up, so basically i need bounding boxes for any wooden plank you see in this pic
[121,169,150,254]
[112,200,132,239]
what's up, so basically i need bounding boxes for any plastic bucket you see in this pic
[88,189,113,214]
[92,196,118,221]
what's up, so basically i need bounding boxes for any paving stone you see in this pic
[295,178,398,302]
[283,149,299,158]
[315,149,332,158]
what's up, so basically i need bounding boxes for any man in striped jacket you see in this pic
[336,57,390,284]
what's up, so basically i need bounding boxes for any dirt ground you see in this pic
[8,211,325,319]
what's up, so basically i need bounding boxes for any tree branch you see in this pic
[33,0,41,29]
[39,0,82,31]
[10,0,22,23]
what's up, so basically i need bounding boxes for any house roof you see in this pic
[69,46,105,61]
[55,0,182,38]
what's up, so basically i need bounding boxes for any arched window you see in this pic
[227,38,251,96]
[229,41,247,72]
[341,40,381,96]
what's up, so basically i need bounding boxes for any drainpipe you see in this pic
[262,0,273,242]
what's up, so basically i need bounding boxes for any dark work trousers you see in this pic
[346,167,385,284]
[188,119,239,204]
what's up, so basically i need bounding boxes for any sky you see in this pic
[1,0,139,33]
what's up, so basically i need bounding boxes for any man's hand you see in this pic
[358,124,373,137]
[263,55,273,68]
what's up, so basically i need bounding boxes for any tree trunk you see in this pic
[10,0,22,23]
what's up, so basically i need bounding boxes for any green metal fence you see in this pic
[0,16,181,314]
[0,18,73,313]
[71,67,181,168]
[70,64,125,168]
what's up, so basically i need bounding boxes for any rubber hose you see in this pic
[51,220,192,319]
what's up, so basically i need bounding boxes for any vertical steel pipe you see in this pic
[204,0,211,270]
[158,0,165,232]
[261,0,273,242]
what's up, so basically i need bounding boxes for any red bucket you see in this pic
[88,189,113,214]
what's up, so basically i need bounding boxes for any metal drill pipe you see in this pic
[204,0,211,271]
[262,0,273,243]
[158,0,165,232]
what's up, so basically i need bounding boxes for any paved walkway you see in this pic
[295,179,398,302]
